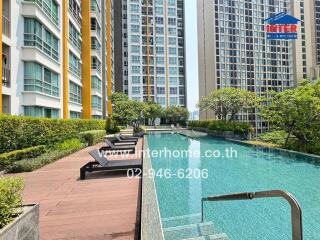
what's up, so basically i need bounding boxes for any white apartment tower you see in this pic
[197,0,320,135]
[0,0,114,119]
[114,0,186,108]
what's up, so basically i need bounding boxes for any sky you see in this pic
[185,0,199,112]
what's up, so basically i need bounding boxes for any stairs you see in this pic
[162,214,229,240]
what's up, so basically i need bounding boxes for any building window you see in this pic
[69,81,82,104]
[24,18,59,61]
[131,76,141,84]
[25,0,59,26]
[24,106,60,118]
[157,87,165,94]
[70,111,81,119]
[170,97,178,105]
[69,51,81,77]
[24,62,59,97]
[132,66,140,74]
[157,97,166,106]
[91,76,102,92]
[69,22,81,51]
[132,86,141,95]
[69,0,81,24]
[92,95,102,110]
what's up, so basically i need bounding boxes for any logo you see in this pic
[264,12,300,40]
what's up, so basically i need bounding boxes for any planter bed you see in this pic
[0,204,39,240]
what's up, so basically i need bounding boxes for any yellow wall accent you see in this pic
[106,0,113,115]
[82,0,92,119]
[62,0,69,119]
[146,0,151,101]
[164,0,170,108]
[0,0,3,113]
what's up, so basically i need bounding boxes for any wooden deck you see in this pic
[14,140,143,240]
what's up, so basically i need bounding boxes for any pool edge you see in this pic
[141,136,165,240]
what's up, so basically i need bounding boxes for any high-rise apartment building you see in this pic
[197,0,320,135]
[0,0,114,119]
[114,0,186,108]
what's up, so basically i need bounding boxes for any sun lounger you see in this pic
[80,149,142,180]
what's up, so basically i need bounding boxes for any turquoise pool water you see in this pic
[147,133,320,240]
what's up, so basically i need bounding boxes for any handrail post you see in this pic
[201,190,303,240]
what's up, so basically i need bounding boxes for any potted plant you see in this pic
[0,177,39,240]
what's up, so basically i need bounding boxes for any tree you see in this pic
[112,99,144,130]
[143,102,164,126]
[110,92,129,105]
[198,88,256,121]
[165,106,189,125]
[259,81,320,145]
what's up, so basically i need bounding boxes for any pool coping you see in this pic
[141,137,165,240]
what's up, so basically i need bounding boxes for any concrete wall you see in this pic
[0,204,39,240]
[141,138,164,240]
[197,0,216,120]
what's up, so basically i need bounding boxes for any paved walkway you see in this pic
[15,140,143,240]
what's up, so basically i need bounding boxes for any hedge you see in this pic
[6,139,84,173]
[0,177,24,229]
[0,145,46,171]
[79,130,106,146]
[189,120,253,134]
[0,114,105,154]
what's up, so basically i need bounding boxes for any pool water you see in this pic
[147,133,320,240]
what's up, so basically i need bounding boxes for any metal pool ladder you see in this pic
[201,190,303,240]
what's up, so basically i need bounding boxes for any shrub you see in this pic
[79,130,106,146]
[54,138,84,151]
[258,131,288,145]
[0,145,46,171]
[0,114,105,154]
[0,177,24,229]
[189,120,253,134]
[6,139,84,173]
[105,117,120,134]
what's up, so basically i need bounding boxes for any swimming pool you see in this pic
[147,133,320,240]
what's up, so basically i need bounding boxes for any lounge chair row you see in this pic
[80,135,142,180]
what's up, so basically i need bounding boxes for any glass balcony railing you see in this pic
[2,16,10,37]
[24,33,59,61]
[24,0,59,26]
[2,67,10,88]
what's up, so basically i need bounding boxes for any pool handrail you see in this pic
[201,190,303,240]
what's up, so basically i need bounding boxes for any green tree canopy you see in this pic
[112,100,144,129]
[165,106,189,125]
[198,87,256,121]
[259,81,320,145]
[143,102,164,126]
[110,92,129,105]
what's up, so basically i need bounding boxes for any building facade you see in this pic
[197,0,320,135]
[0,0,114,119]
[114,0,186,108]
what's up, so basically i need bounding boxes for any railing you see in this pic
[2,67,10,87]
[91,62,101,73]
[24,0,59,26]
[24,33,59,61]
[202,190,303,240]
[69,6,82,25]
[2,16,10,37]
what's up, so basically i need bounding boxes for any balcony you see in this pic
[69,0,82,26]
[2,16,10,38]
[24,0,59,27]
[2,66,10,88]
